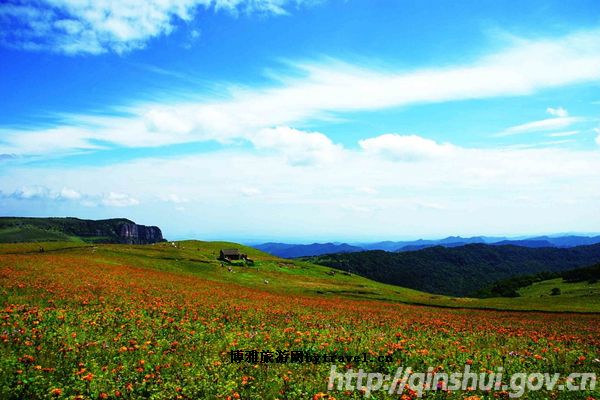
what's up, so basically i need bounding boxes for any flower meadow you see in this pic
[0,245,599,399]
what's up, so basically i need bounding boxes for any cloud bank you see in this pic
[2,138,599,239]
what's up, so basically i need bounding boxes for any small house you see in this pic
[219,248,247,261]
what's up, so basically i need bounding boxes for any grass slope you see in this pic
[0,226,83,243]
[1,240,599,313]
[519,278,600,300]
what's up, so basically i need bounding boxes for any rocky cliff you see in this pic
[118,222,164,244]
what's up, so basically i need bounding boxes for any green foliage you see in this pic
[302,244,600,296]
[475,263,600,299]
[562,263,600,283]
[473,271,560,298]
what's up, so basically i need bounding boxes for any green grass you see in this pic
[0,226,83,243]
[519,277,600,299]
[2,240,598,313]
[467,277,600,313]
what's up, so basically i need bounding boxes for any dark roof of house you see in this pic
[221,248,241,256]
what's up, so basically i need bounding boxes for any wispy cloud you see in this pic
[546,130,579,138]
[5,186,139,207]
[1,28,600,157]
[498,116,583,137]
[0,0,313,55]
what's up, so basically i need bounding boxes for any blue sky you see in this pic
[1,0,600,242]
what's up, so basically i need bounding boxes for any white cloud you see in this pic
[251,126,343,165]
[0,0,310,54]
[359,134,457,161]
[101,192,140,207]
[2,28,600,156]
[546,107,569,117]
[11,186,52,200]
[547,130,579,137]
[595,128,600,146]
[59,187,82,200]
[0,126,104,155]
[10,186,82,201]
[5,186,138,207]
[498,117,582,136]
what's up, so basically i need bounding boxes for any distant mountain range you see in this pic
[254,242,363,258]
[252,235,600,258]
[300,243,600,297]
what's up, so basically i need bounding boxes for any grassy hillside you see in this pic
[0,241,598,399]
[473,263,600,309]
[1,240,599,313]
[302,244,600,297]
[0,225,83,243]
[0,217,163,244]
[518,278,600,300]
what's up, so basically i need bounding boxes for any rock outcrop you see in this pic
[118,222,164,244]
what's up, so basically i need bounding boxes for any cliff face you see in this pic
[118,222,163,244]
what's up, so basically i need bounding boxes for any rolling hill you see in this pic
[301,243,600,297]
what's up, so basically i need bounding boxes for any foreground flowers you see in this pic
[0,247,598,399]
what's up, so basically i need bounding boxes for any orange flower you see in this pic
[81,373,93,382]
[50,388,62,396]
